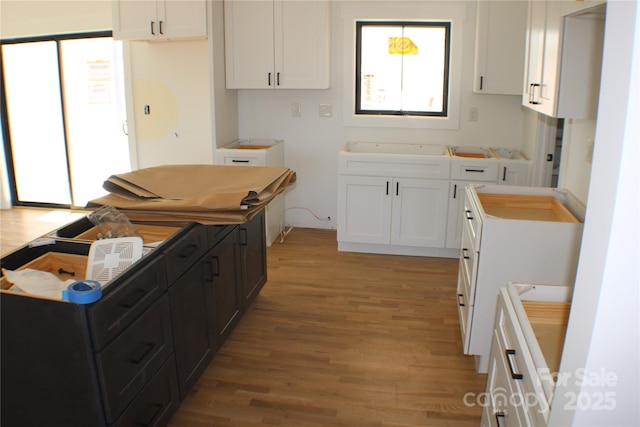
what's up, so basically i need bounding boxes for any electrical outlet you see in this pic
[319,104,332,117]
[292,103,302,117]
[469,107,479,122]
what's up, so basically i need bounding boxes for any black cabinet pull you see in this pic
[386,181,390,195]
[502,166,507,181]
[396,182,399,196]
[530,83,542,104]
[462,248,470,260]
[495,411,506,426]
[505,349,524,379]
[268,72,272,86]
[464,168,484,173]
[277,72,281,86]
[231,159,250,163]
[479,76,484,91]
[452,184,457,199]
[119,288,147,308]
[178,243,198,259]
[150,21,155,35]
[457,293,465,307]
[240,228,248,246]
[136,402,164,427]
[129,342,155,364]
[57,268,75,277]
[211,256,220,277]
[204,261,214,282]
[158,20,164,35]
[465,210,474,221]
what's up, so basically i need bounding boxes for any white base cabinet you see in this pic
[338,176,449,249]
[216,140,285,246]
[481,283,572,426]
[457,185,584,373]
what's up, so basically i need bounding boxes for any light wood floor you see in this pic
[0,208,488,426]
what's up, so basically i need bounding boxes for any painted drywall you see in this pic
[557,119,597,204]
[236,0,529,230]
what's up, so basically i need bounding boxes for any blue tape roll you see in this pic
[61,280,102,304]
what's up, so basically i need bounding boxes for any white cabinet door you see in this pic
[337,175,392,245]
[473,0,527,95]
[522,0,547,108]
[446,180,480,250]
[224,0,330,89]
[112,0,206,41]
[276,1,330,89]
[391,178,448,248]
[224,0,275,89]
[112,1,159,41]
[498,161,531,186]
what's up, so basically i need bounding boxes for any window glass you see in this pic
[356,22,450,117]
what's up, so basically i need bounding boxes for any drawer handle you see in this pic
[240,228,248,246]
[457,293,465,307]
[465,210,474,221]
[464,168,484,173]
[386,181,390,196]
[505,349,524,380]
[232,159,250,163]
[502,166,507,181]
[137,402,164,427]
[211,256,220,277]
[178,243,199,259]
[129,342,156,364]
[495,411,506,426]
[120,288,147,308]
[57,268,75,277]
[462,248,470,260]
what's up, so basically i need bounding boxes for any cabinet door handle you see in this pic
[129,342,156,364]
[502,166,507,181]
[464,168,484,173]
[465,210,474,221]
[158,20,164,35]
[178,243,199,259]
[137,402,164,427]
[240,228,248,246]
[211,256,220,277]
[462,248,470,260]
[277,72,281,86]
[530,83,542,104]
[396,182,399,196]
[231,159,250,163]
[479,76,484,91]
[386,181,390,195]
[452,184,457,199]
[505,349,524,379]
[268,72,272,86]
[495,411,506,427]
[119,288,147,308]
[457,293,465,307]
[150,21,155,35]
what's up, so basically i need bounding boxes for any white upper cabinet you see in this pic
[473,0,527,95]
[522,0,606,118]
[224,0,331,89]
[112,0,207,41]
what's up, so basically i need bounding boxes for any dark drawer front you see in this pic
[207,223,234,247]
[164,225,208,286]
[110,356,180,427]
[89,254,167,351]
[96,295,174,424]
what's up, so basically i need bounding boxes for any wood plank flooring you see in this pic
[0,208,488,426]
[171,228,487,426]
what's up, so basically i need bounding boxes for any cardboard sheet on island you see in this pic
[87,164,296,224]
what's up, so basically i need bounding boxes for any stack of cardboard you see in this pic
[87,164,296,224]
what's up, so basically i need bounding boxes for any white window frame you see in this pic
[341,3,464,130]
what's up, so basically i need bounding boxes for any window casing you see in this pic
[355,21,451,117]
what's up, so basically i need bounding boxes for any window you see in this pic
[356,21,451,117]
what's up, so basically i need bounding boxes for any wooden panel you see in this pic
[478,193,580,223]
[522,300,571,375]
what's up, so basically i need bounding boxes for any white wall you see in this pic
[549,0,640,425]
[236,0,528,229]
[557,119,597,203]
